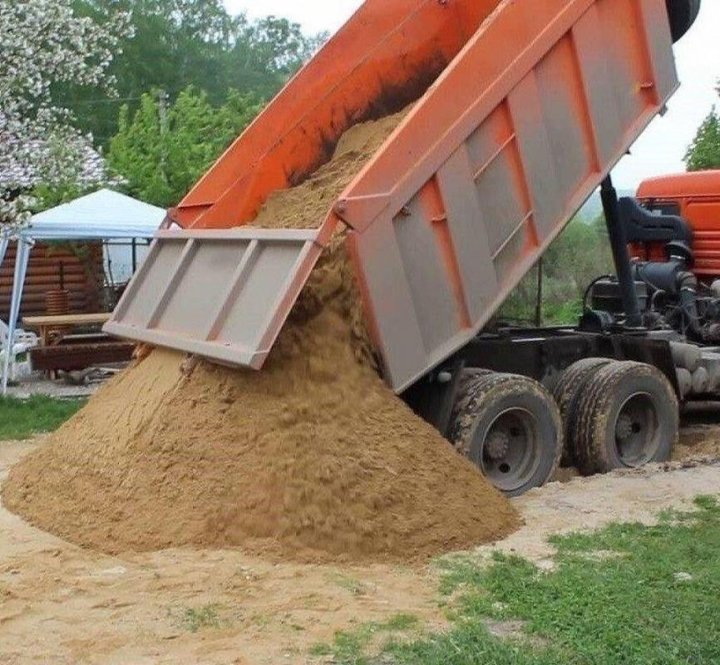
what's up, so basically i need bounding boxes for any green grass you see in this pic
[315,497,720,665]
[310,614,420,662]
[0,395,85,440]
[170,604,224,633]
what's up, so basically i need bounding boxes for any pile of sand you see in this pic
[3,113,520,563]
[674,426,720,462]
[252,111,407,230]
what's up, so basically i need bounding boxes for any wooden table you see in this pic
[22,313,112,347]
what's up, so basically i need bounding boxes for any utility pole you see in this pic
[535,258,543,327]
[158,89,170,177]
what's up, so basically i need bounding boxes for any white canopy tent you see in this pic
[0,189,165,394]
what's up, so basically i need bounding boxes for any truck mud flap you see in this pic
[104,228,324,370]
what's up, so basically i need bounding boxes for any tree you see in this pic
[108,87,262,207]
[685,105,720,172]
[0,0,127,228]
[62,1,324,145]
[226,16,327,92]
[23,123,110,212]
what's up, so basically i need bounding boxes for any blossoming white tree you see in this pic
[0,0,128,228]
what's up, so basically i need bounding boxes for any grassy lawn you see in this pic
[315,496,720,664]
[0,396,85,440]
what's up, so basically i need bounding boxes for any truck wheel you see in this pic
[666,0,701,43]
[573,362,679,475]
[552,358,613,466]
[450,372,563,497]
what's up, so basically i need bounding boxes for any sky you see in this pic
[224,0,360,35]
[223,0,719,190]
[613,1,719,188]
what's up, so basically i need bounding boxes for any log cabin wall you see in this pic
[0,241,104,321]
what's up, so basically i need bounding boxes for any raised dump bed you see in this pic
[107,0,681,392]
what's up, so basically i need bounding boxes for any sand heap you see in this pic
[252,111,407,230]
[3,112,520,563]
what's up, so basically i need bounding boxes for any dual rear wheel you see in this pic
[449,361,678,496]
[565,360,679,475]
[450,371,563,497]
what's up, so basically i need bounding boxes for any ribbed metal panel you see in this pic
[105,229,324,368]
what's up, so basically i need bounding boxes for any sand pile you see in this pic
[252,111,408,230]
[674,426,720,462]
[3,113,520,563]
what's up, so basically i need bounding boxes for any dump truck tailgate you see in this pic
[105,228,331,368]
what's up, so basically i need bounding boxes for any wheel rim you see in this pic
[613,392,661,467]
[476,408,541,493]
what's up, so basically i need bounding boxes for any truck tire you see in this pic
[666,0,701,43]
[552,358,613,466]
[573,362,679,475]
[450,372,563,497]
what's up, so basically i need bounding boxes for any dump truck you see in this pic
[106,0,703,496]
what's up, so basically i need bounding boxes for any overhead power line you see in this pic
[72,96,146,105]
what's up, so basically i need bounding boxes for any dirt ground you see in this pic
[2,408,720,665]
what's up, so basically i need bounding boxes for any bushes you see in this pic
[108,87,263,207]
[500,216,613,326]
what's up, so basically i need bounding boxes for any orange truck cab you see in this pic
[635,170,720,281]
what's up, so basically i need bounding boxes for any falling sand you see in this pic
[3,112,520,563]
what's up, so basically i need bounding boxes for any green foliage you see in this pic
[31,181,89,213]
[500,216,613,326]
[318,497,720,664]
[685,105,720,172]
[230,15,326,85]
[108,87,262,207]
[60,0,324,144]
[0,396,85,441]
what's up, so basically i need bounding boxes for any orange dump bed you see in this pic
[107,0,681,392]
